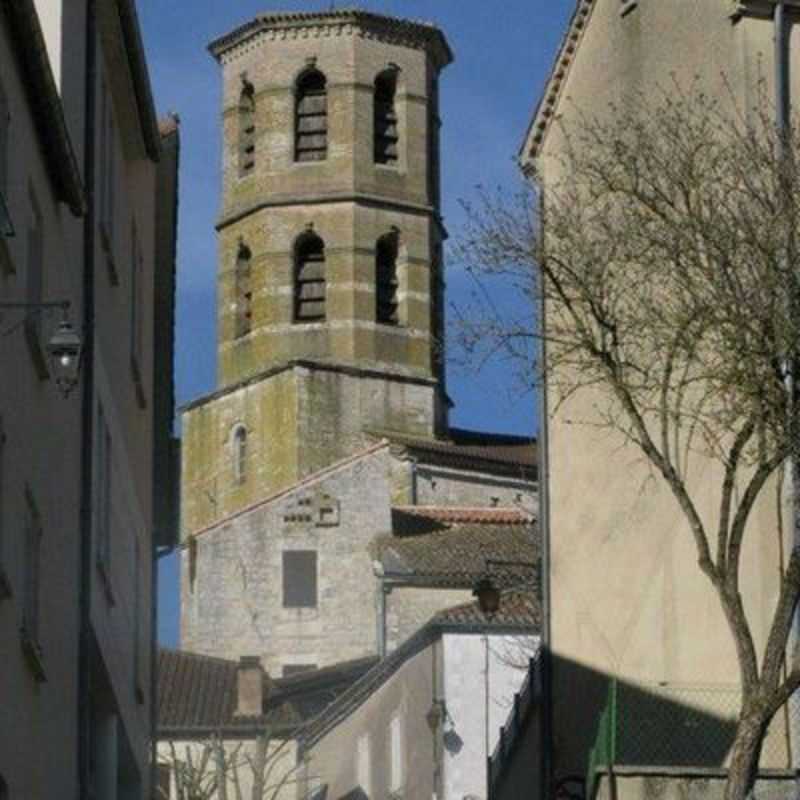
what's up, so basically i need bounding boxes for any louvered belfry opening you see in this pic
[238,84,256,175]
[295,69,328,162]
[294,232,326,322]
[376,231,399,325]
[374,70,399,164]
[234,242,253,338]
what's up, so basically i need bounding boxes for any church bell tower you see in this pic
[181,11,453,537]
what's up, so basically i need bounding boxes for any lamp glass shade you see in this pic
[47,319,82,396]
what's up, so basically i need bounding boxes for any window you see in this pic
[295,69,327,162]
[294,231,326,323]
[95,402,113,602]
[232,425,247,484]
[239,80,256,176]
[282,664,317,677]
[282,550,317,608]
[357,734,371,796]
[130,220,145,403]
[133,535,144,702]
[99,81,116,257]
[376,231,399,325]
[234,242,253,338]
[389,714,403,794]
[24,186,46,376]
[21,489,42,647]
[0,417,8,598]
[374,69,399,164]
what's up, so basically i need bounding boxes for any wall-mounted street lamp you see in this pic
[472,558,538,617]
[0,301,82,396]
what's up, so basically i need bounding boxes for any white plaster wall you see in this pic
[442,633,539,800]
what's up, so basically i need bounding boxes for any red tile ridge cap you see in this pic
[392,506,535,524]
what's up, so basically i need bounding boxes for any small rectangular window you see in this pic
[22,488,42,644]
[95,402,114,603]
[389,713,403,793]
[357,733,371,796]
[282,550,317,608]
[24,186,46,376]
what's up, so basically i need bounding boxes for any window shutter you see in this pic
[282,550,318,607]
[295,71,327,162]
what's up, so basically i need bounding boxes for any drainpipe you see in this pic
[774,0,800,776]
[78,1,97,797]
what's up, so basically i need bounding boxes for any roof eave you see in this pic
[4,1,86,216]
[518,0,596,169]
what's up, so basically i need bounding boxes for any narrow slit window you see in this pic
[238,82,256,176]
[294,232,326,323]
[376,232,399,325]
[232,425,247,484]
[374,69,399,165]
[234,242,253,339]
[295,69,327,162]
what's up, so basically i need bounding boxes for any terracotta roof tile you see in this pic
[392,506,533,525]
[382,428,536,475]
[373,517,538,584]
[433,589,540,627]
[157,650,377,734]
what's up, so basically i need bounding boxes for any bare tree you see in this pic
[157,730,317,800]
[454,81,800,800]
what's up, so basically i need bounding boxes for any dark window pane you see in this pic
[283,550,317,608]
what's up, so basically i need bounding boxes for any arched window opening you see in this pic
[376,232,399,325]
[294,231,326,323]
[234,242,252,339]
[238,81,256,176]
[232,425,247,484]
[295,69,327,162]
[374,69,399,165]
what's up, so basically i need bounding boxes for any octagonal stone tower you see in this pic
[181,11,453,536]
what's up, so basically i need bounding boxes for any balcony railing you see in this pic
[586,680,796,800]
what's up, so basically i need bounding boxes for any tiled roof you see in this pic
[374,515,538,584]
[382,428,536,476]
[433,589,540,627]
[157,649,378,734]
[392,506,533,525]
[301,593,538,751]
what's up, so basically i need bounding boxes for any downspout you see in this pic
[537,185,553,800]
[78,2,97,797]
[377,575,387,658]
[775,0,800,774]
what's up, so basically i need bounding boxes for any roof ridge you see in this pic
[192,440,390,541]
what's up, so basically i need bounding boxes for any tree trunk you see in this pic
[724,710,769,800]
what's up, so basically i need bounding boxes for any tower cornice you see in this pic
[208,9,453,70]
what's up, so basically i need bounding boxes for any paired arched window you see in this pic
[374,69,399,165]
[234,242,252,339]
[232,425,247,484]
[295,69,327,162]
[238,82,256,176]
[376,231,399,325]
[294,232,326,322]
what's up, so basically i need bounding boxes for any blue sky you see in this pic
[137,0,574,646]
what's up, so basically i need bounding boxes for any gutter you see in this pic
[115,0,161,161]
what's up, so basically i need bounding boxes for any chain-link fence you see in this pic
[586,681,799,800]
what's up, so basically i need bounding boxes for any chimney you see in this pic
[235,656,268,717]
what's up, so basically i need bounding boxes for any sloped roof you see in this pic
[392,506,532,526]
[157,649,378,736]
[381,427,536,477]
[301,591,538,750]
[374,510,538,585]
[519,0,597,167]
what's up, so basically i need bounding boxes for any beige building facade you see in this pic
[520,0,800,796]
[0,2,179,798]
